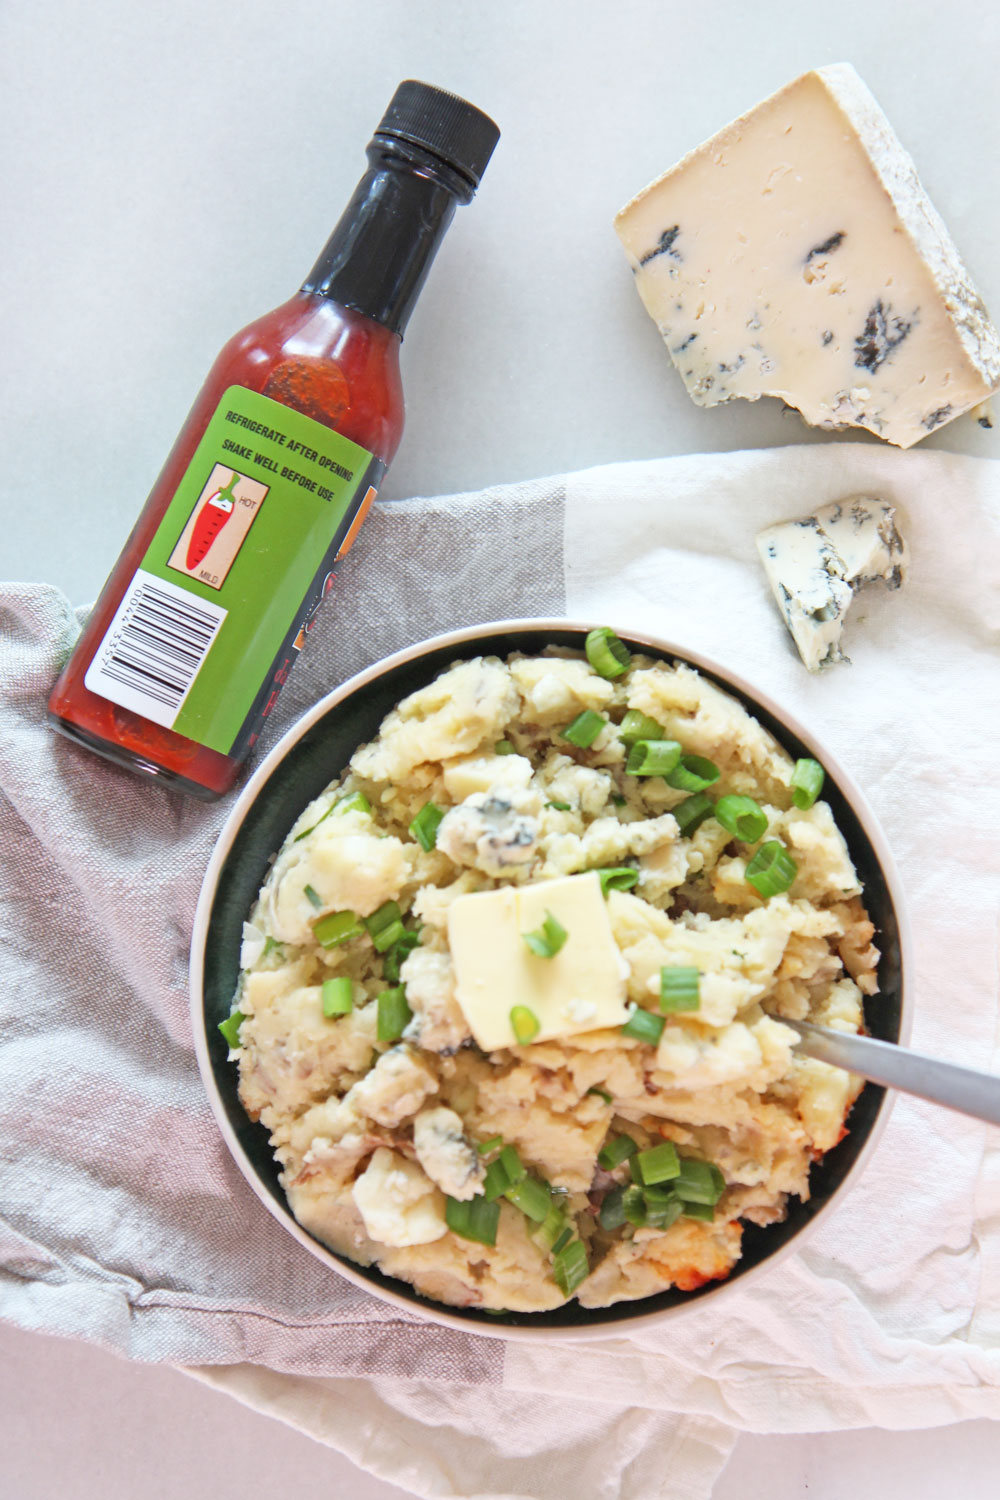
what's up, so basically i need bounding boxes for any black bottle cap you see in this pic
[374,80,500,191]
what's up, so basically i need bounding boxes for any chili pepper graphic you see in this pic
[186,471,239,569]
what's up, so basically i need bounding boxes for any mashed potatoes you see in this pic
[226,644,878,1312]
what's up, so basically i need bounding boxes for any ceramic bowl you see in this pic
[191,619,910,1340]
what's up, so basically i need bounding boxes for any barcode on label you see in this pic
[84,568,228,730]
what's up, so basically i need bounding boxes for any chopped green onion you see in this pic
[585,626,632,679]
[483,1158,511,1201]
[494,740,516,755]
[621,1008,666,1045]
[313,909,365,948]
[551,1226,574,1255]
[562,710,607,749]
[681,1200,716,1222]
[791,757,825,809]
[619,711,664,747]
[409,801,444,851]
[218,1010,244,1048]
[484,1143,526,1200]
[522,910,568,959]
[644,1192,683,1230]
[547,799,572,811]
[597,1134,638,1171]
[499,1143,525,1185]
[335,791,371,817]
[714,794,768,842]
[262,936,283,959]
[303,883,323,910]
[376,985,412,1042]
[532,1204,571,1252]
[672,792,715,837]
[552,1238,589,1296]
[322,977,353,1017]
[382,928,421,982]
[364,900,404,953]
[505,1175,552,1222]
[665,754,720,792]
[745,841,798,898]
[510,1005,541,1044]
[476,1134,504,1155]
[587,1086,613,1104]
[626,738,682,776]
[293,790,371,842]
[659,965,701,1014]
[611,793,627,807]
[622,1184,648,1226]
[445,1195,500,1247]
[674,1158,726,1205]
[633,1141,680,1185]
[595,866,639,896]
[599,1185,627,1230]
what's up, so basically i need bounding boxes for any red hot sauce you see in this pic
[48,82,499,800]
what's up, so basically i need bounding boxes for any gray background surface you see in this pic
[3,0,999,1493]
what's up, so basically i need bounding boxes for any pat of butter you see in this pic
[447,872,629,1050]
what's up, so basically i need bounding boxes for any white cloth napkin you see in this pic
[2,443,999,1500]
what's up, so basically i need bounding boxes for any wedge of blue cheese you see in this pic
[614,65,1000,448]
[757,497,908,670]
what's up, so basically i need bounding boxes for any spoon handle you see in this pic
[785,1019,1000,1129]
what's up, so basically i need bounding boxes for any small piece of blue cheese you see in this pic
[757,497,908,670]
[614,65,1000,448]
[446,872,629,1050]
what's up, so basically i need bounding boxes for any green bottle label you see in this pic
[84,385,382,757]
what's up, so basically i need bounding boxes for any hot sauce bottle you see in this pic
[48,82,499,800]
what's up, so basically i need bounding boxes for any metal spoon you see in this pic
[785,1019,1000,1129]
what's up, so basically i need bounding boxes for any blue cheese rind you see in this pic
[757,496,908,670]
[614,65,1000,448]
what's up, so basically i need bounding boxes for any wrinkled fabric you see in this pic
[2,447,1000,1500]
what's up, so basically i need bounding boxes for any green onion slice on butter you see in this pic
[522,910,568,959]
[510,1005,541,1044]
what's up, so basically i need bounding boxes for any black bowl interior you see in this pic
[201,626,903,1332]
